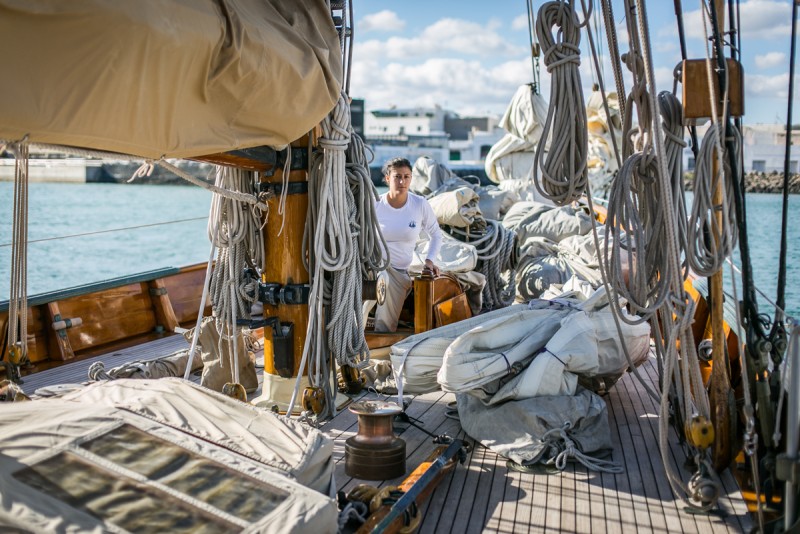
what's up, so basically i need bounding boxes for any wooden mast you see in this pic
[254,135,313,412]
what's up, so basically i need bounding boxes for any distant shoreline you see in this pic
[4,158,800,193]
[684,171,800,194]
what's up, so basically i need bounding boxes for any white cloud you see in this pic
[360,10,405,33]
[683,0,791,40]
[354,18,525,61]
[350,57,537,115]
[511,14,528,31]
[755,51,787,70]
[746,72,793,97]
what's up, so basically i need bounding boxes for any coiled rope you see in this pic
[207,166,266,384]
[289,93,370,417]
[603,92,688,324]
[447,220,516,310]
[346,130,389,279]
[533,0,589,205]
[687,122,741,277]
[632,0,716,511]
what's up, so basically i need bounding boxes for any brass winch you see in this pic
[345,400,406,480]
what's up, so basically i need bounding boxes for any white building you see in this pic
[364,106,450,137]
[363,104,501,176]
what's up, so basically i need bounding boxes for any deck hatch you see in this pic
[13,423,290,532]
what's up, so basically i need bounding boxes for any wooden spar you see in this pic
[356,440,463,534]
[707,0,735,471]
[413,274,435,334]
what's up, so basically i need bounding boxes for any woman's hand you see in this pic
[424,259,440,277]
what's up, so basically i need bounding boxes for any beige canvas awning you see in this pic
[0,0,342,159]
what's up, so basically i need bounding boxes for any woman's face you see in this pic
[385,166,412,195]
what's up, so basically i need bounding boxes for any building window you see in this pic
[687,157,695,171]
[450,150,461,161]
[791,160,798,174]
[752,160,766,172]
[480,145,492,159]
[417,126,422,132]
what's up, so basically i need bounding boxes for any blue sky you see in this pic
[349,0,797,125]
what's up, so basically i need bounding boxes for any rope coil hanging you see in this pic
[207,166,266,385]
[289,93,372,417]
[687,122,741,277]
[534,0,589,205]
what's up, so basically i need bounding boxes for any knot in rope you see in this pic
[129,159,158,182]
[542,41,581,72]
[87,361,111,381]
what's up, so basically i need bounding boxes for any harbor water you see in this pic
[1,182,799,320]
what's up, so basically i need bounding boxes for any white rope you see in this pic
[687,123,740,277]
[183,230,217,380]
[207,166,265,384]
[346,130,389,279]
[6,140,30,368]
[533,0,589,205]
[289,93,370,418]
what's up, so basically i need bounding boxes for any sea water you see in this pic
[1,182,799,319]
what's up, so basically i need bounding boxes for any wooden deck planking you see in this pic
[613,369,671,532]
[323,356,752,533]
[19,334,192,395]
[627,373,691,532]
[476,448,516,534]
[639,359,751,533]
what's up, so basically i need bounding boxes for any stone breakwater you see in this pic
[686,171,800,194]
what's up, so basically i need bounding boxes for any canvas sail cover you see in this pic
[0,379,338,533]
[0,0,342,159]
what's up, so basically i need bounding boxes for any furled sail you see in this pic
[0,0,343,159]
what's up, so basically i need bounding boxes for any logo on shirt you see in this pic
[408,221,416,228]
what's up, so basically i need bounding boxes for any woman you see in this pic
[373,157,443,332]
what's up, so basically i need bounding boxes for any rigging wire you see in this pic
[526,0,542,94]
[672,0,700,162]
[0,217,208,248]
[774,0,799,328]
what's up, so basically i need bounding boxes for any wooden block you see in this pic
[44,302,75,361]
[433,292,471,328]
[682,58,744,121]
[148,279,180,333]
[413,276,434,334]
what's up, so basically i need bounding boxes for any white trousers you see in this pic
[363,266,413,332]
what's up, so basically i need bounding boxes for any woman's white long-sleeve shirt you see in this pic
[376,192,442,271]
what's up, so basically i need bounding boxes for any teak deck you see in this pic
[20,338,752,533]
[322,355,752,533]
